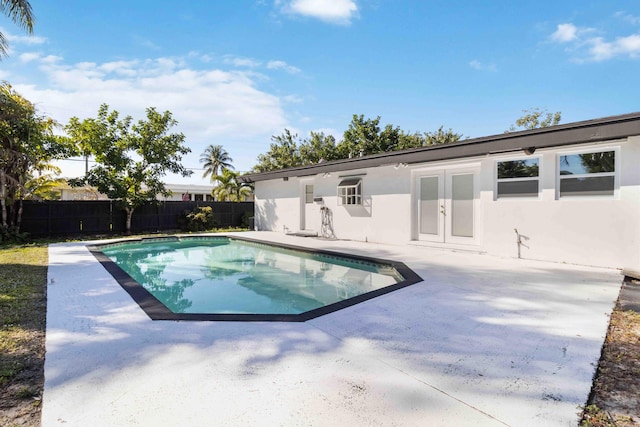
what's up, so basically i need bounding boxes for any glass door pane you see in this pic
[419,176,440,235]
[451,174,474,238]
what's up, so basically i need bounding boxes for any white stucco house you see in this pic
[243,112,640,271]
[59,183,216,201]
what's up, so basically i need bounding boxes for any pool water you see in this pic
[100,237,408,316]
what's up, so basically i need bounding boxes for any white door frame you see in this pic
[414,166,480,246]
[299,179,314,231]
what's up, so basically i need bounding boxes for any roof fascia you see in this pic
[243,112,640,183]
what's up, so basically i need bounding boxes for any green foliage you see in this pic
[0,0,35,59]
[252,115,463,173]
[179,206,217,231]
[0,225,29,244]
[580,404,617,426]
[0,244,47,389]
[424,126,464,146]
[298,132,340,164]
[200,144,234,181]
[508,107,561,132]
[240,211,253,228]
[212,169,252,201]
[66,104,192,233]
[1,82,73,232]
[339,114,385,156]
[253,129,303,172]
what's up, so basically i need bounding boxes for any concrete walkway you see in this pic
[43,232,622,426]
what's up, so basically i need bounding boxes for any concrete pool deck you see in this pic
[43,232,622,426]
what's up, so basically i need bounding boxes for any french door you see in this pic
[417,170,477,244]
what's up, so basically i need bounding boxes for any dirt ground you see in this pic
[581,278,640,426]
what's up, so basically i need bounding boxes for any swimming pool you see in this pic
[89,236,422,321]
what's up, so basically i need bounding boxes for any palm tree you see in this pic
[1,0,35,59]
[212,169,252,202]
[200,144,234,182]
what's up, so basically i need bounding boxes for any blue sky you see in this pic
[2,0,639,184]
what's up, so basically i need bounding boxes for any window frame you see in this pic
[556,147,619,199]
[337,178,363,206]
[304,184,314,204]
[494,156,541,200]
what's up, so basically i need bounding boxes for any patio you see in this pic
[42,232,621,426]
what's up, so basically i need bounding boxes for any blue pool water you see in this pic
[100,237,406,316]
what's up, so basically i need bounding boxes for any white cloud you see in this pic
[19,52,41,63]
[549,21,640,62]
[1,27,47,45]
[281,0,358,25]
[469,59,497,72]
[283,94,303,104]
[267,60,301,74]
[614,11,640,25]
[8,53,292,178]
[550,23,578,43]
[588,34,640,61]
[223,55,262,68]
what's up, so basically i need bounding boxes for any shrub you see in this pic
[178,206,217,232]
[0,226,29,244]
[241,212,254,228]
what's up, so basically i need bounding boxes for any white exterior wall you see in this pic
[482,138,640,269]
[254,136,640,270]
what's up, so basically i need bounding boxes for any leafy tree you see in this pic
[251,114,463,172]
[337,114,384,157]
[200,144,234,181]
[298,131,340,164]
[508,107,561,132]
[424,126,464,145]
[212,169,252,201]
[253,129,302,173]
[67,104,192,233]
[22,173,65,200]
[0,0,34,59]
[337,115,462,157]
[0,82,70,233]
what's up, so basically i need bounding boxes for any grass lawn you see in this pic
[0,244,48,427]
[0,239,638,426]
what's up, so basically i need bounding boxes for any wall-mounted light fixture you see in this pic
[283,177,288,181]
[394,163,409,169]
[323,172,331,178]
[524,147,536,155]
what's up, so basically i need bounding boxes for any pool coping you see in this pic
[87,234,423,322]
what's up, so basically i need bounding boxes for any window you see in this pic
[496,158,539,198]
[194,194,204,201]
[337,178,362,205]
[305,184,314,203]
[558,150,615,197]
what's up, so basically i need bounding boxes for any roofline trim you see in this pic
[243,112,640,182]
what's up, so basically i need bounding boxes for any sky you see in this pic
[1,0,639,185]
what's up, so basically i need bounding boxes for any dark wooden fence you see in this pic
[18,200,254,237]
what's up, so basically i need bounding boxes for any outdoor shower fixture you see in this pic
[514,228,530,259]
